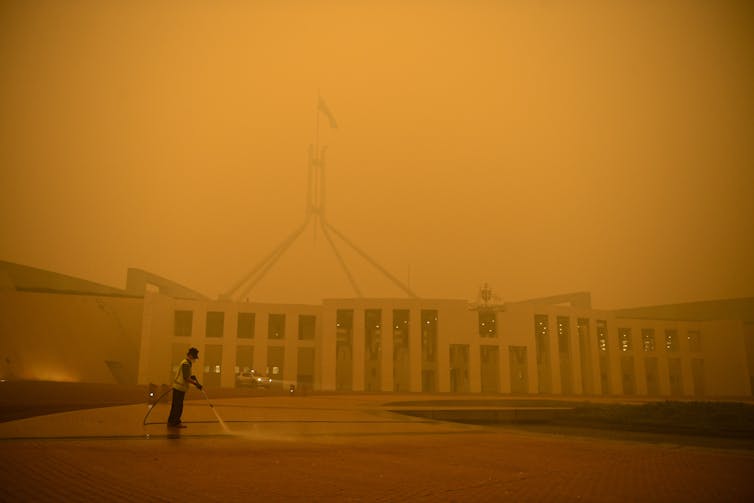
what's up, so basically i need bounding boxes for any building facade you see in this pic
[2,261,753,399]
[136,292,753,398]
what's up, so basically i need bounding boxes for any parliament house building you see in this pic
[2,261,753,399]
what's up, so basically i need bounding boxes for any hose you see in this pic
[142,387,172,425]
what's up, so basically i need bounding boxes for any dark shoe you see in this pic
[168,423,187,429]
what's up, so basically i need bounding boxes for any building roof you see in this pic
[0,260,130,297]
[614,297,754,323]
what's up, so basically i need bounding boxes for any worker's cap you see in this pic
[187,347,199,358]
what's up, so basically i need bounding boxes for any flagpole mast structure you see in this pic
[222,95,417,302]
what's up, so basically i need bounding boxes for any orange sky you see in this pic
[1,0,753,308]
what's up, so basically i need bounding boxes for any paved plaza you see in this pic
[1,394,753,501]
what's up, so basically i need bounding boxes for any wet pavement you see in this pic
[2,394,754,501]
[0,394,489,441]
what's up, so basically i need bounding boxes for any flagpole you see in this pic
[315,90,320,156]
[314,91,322,241]
[226,92,419,300]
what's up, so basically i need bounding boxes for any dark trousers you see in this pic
[168,388,185,425]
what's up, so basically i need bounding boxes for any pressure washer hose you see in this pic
[142,387,172,425]
[142,385,229,430]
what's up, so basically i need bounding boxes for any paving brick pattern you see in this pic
[1,394,753,501]
[2,423,754,501]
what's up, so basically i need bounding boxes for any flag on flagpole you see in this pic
[318,97,338,129]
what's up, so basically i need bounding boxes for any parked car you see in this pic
[236,369,272,388]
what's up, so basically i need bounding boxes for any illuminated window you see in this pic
[203,344,223,387]
[665,329,678,352]
[336,310,354,346]
[534,315,549,363]
[421,310,438,362]
[534,315,551,393]
[393,310,410,351]
[478,311,496,337]
[618,328,632,352]
[558,317,572,394]
[557,317,570,354]
[597,320,608,352]
[597,320,610,394]
[267,346,284,389]
[687,330,702,352]
[268,314,285,339]
[641,329,655,352]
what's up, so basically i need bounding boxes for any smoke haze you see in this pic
[1,0,753,307]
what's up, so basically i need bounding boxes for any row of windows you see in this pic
[176,310,704,356]
[176,309,438,344]
[617,327,702,353]
[533,315,703,354]
[174,311,316,340]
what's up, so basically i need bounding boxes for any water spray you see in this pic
[200,387,231,433]
[142,383,231,434]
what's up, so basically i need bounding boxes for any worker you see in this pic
[167,347,203,428]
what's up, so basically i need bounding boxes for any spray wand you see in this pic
[199,386,231,432]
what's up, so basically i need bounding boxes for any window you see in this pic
[641,328,655,352]
[364,309,382,391]
[618,328,632,352]
[336,310,354,391]
[268,314,285,339]
[206,311,224,338]
[687,330,702,352]
[597,320,610,394]
[621,356,635,394]
[557,317,570,354]
[557,317,572,394]
[534,315,549,363]
[509,346,528,394]
[665,329,678,352]
[235,346,254,383]
[478,311,496,337]
[364,310,381,362]
[174,310,193,337]
[298,315,316,340]
[421,310,438,362]
[267,346,285,388]
[393,310,410,352]
[393,309,410,392]
[577,318,594,395]
[336,310,354,346]
[203,344,223,387]
[237,312,255,339]
[597,320,608,352]
[534,315,551,393]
